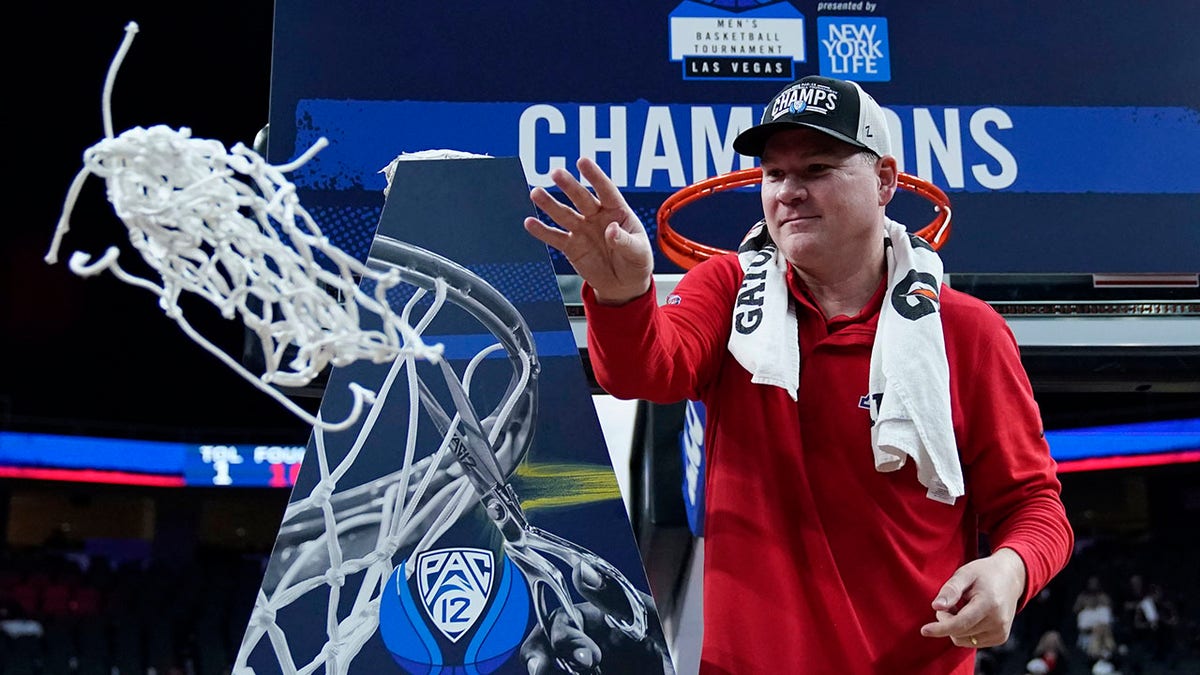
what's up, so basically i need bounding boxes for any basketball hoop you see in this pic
[656,168,953,270]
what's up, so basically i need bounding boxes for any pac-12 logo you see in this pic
[417,547,494,641]
[379,547,531,674]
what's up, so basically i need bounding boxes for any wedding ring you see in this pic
[970,636,979,647]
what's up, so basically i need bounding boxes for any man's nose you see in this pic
[776,175,808,202]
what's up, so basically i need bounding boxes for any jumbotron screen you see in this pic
[264,0,1197,277]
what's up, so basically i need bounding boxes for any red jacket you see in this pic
[584,253,1073,675]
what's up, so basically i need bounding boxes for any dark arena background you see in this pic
[3,2,1198,675]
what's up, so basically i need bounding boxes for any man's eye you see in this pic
[808,164,830,173]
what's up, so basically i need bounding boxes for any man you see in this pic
[523,76,1073,674]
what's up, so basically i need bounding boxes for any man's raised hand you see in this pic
[524,157,654,305]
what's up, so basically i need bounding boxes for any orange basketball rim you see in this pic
[656,168,952,270]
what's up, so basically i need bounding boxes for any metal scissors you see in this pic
[419,357,650,673]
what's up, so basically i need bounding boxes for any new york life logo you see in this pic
[818,17,891,81]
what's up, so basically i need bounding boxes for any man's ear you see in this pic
[877,155,899,205]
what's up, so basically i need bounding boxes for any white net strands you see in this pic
[232,234,652,674]
[45,21,441,431]
[232,234,533,674]
[47,21,659,674]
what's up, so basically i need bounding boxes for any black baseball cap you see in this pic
[733,75,892,158]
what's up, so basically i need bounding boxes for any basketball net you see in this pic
[232,234,652,674]
[49,22,656,674]
[45,21,442,432]
[232,234,539,674]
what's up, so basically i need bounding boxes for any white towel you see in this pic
[869,219,962,504]
[727,218,962,504]
[728,220,800,400]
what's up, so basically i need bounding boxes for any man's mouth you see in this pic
[782,215,819,227]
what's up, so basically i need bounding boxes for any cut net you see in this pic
[231,235,536,673]
[49,22,659,674]
[232,236,651,673]
[45,21,440,431]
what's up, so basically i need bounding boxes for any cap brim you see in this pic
[733,121,868,157]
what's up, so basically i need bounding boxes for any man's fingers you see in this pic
[552,167,604,216]
[921,603,988,644]
[605,222,631,248]
[920,609,954,638]
[521,624,555,675]
[920,617,965,640]
[523,651,555,675]
[524,216,571,251]
[547,609,601,671]
[932,574,969,611]
[530,186,587,229]
[577,157,627,210]
[922,573,968,639]
[572,560,618,614]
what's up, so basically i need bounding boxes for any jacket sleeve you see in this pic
[953,304,1075,608]
[582,255,740,404]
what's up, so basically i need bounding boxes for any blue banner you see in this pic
[292,100,1198,195]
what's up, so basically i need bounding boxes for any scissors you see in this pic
[419,356,650,673]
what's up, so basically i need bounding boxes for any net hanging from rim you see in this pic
[230,235,654,674]
[47,22,662,674]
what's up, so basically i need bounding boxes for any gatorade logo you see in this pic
[890,268,940,320]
